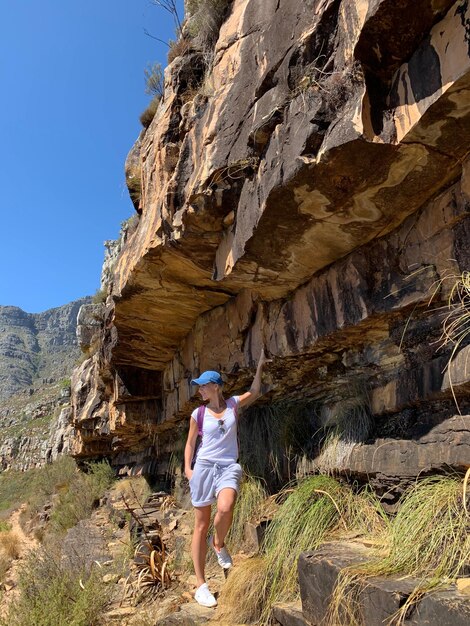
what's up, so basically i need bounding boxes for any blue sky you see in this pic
[0,0,184,313]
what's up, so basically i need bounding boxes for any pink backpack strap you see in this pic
[196,405,205,436]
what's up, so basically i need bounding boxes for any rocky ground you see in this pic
[2,471,470,625]
[97,487,250,626]
[0,480,249,626]
[0,505,39,620]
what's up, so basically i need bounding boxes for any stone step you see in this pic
[154,602,215,625]
[103,606,136,622]
[272,601,309,626]
[244,519,270,553]
[298,542,470,626]
[298,541,369,624]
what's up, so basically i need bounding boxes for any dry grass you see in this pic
[167,37,191,62]
[217,556,266,624]
[218,475,387,625]
[439,271,470,410]
[0,554,10,583]
[327,475,470,625]
[336,487,389,541]
[112,477,152,509]
[0,531,21,560]
[315,396,372,474]
[140,96,160,129]
[186,0,231,50]
[226,476,268,552]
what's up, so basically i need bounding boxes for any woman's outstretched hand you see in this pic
[257,348,272,369]
[238,348,272,408]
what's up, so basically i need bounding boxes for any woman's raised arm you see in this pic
[238,349,271,409]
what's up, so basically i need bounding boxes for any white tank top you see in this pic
[191,396,240,464]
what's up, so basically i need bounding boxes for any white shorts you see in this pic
[190,460,243,508]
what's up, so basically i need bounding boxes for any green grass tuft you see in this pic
[49,461,115,533]
[260,475,344,616]
[219,475,387,625]
[226,476,268,552]
[376,476,469,579]
[1,545,113,626]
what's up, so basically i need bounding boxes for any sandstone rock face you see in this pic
[47,406,75,462]
[100,221,136,293]
[336,414,470,501]
[76,303,106,352]
[71,1,470,485]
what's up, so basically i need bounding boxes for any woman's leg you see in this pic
[213,487,237,549]
[192,505,211,587]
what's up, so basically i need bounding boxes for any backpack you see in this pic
[191,397,238,468]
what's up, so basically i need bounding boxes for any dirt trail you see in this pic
[0,505,39,616]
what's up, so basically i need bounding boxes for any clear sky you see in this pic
[0,0,184,313]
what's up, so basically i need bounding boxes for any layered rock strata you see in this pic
[72,0,470,486]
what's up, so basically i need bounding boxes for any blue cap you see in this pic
[191,370,223,386]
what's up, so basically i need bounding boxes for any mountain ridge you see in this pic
[0,298,90,402]
[0,296,91,470]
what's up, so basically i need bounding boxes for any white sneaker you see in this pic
[194,582,217,607]
[209,535,233,569]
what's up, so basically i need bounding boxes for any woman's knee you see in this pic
[216,501,235,517]
[216,488,237,516]
[194,518,210,534]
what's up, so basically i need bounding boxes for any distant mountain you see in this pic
[0,297,90,470]
[0,299,89,402]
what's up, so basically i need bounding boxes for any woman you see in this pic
[184,350,269,608]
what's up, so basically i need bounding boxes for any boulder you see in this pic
[272,601,309,626]
[298,542,470,626]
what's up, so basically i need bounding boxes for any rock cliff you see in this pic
[72,0,470,490]
[0,301,87,401]
[0,299,88,470]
